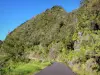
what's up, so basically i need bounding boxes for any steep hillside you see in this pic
[1,6,77,61]
[0,0,100,75]
[68,0,100,74]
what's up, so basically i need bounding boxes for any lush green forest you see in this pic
[0,0,100,75]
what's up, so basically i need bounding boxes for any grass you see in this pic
[1,60,51,75]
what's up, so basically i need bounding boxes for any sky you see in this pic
[0,0,80,40]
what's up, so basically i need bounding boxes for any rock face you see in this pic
[74,32,83,51]
[74,40,80,51]
[48,42,63,59]
[68,57,81,67]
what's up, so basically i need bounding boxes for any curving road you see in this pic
[35,62,76,75]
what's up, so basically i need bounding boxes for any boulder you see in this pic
[85,58,99,72]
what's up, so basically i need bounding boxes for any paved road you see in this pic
[35,62,76,75]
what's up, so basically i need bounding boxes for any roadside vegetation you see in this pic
[0,60,51,75]
[0,0,100,75]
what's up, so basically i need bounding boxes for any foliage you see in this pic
[0,0,100,75]
[1,60,51,75]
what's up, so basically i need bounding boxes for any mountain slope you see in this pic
[1,6,77,61]
[0,0,100,75]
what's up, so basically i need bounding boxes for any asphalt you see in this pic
[35,62,76,75]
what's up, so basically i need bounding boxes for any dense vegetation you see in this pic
[0,40,2,47]
[0,0,100,75]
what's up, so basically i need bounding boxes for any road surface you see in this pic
[35,62,76,75]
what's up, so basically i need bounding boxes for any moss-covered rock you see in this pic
[86,58,99,72]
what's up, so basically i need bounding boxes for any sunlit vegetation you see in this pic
[0,60,51,75]
[0,0,100,75]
